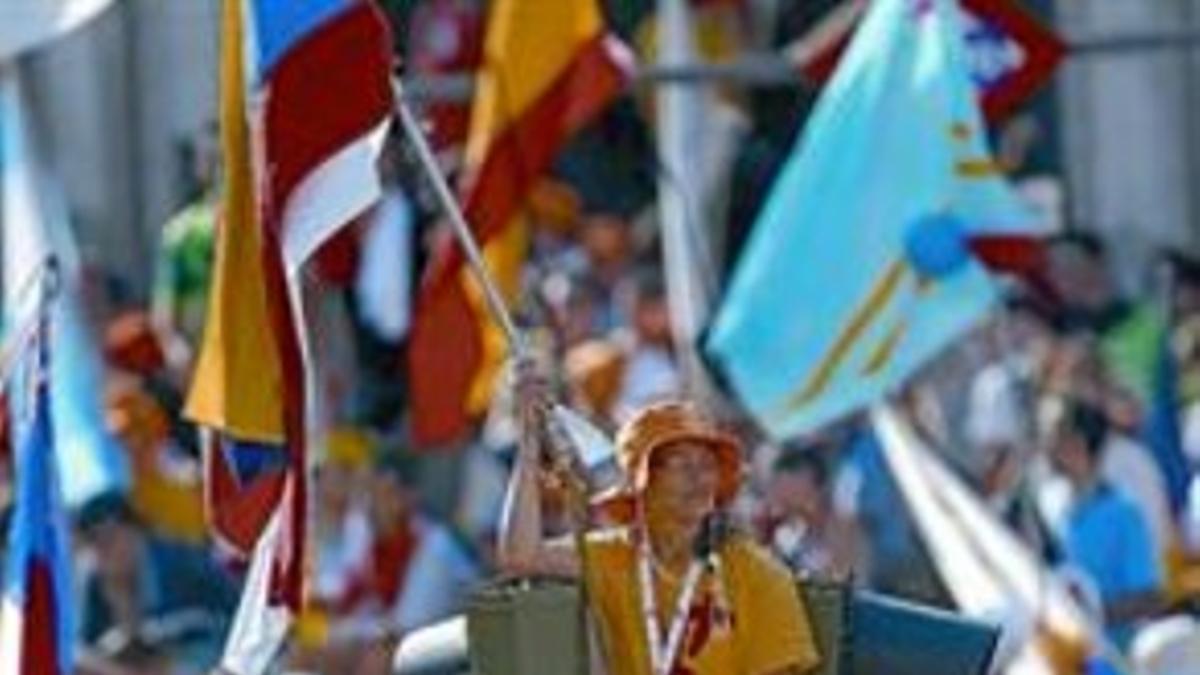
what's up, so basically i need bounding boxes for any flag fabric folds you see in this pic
[408,0,630,447]
[2,67,129,508]
[706,0,1035,439]
[1,319,75,675]
[185,0,393,671]
[203,435,289,558]
[873,406,1098,675]
[789,0,1066,125]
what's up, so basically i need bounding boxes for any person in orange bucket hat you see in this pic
[589,401,742,528]
[498,361,820,675]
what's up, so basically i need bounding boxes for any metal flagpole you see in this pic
[393,82,610,671]
[392,80,526,358]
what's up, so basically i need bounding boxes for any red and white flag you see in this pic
[185,0,394,672]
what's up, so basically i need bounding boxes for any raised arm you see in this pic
[496,359,580,578]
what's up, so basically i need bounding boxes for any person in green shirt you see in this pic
[1047,232,1164,405]
[151,197,215,348]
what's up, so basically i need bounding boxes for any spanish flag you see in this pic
[409,0,630,447]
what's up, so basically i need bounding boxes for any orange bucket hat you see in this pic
[597,401,742,520]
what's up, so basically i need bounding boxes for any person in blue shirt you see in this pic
[832,421,943,604]
[73,492,237,674]
[1044,398,1165,647]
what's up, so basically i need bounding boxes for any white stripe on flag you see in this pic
[220,510,291,675]
[2,66,54,328]
[280,120,390,277]
[872,405,1096,675]
[0,598,25,675]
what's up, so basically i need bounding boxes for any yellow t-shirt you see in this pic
[584,528,820,675]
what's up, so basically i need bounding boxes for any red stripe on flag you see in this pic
[966,0,1065,122]
[204,437,287,558]
[968,234,1044,275]
[408,35,627,447]
[311,218,364,286]
[457,35,626,278]
[261,2,394,231]
[408,281,480,446]
[257,217,306,612]
[252,1,393,611]
[22,558,59,675]
[968,233,1058,305]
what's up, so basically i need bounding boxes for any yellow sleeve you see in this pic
[581,529,653,675]
[581,529,630,608]
[733,541,821,675]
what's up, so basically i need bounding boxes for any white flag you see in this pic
[872,405,1098,675]
[220,507,291,675]
[1,66,129,507]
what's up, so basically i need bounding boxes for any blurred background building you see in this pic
[19,1,219,301]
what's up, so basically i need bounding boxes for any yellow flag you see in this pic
[184,0,284,443]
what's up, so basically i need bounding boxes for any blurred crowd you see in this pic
[4,1,1200,673]
[4,147,1200,673]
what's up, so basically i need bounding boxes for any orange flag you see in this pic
[409,0,630,447]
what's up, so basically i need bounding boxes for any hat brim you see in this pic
[593,430,742,524]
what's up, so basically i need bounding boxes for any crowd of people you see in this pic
[3,144,1200,672]
[3,2,1200,672]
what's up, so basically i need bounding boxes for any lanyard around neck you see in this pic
[637,534,706,675]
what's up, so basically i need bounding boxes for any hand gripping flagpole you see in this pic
[394,81,611,672]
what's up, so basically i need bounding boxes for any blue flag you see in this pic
[707,0,1033,439]
[1,325,75,675]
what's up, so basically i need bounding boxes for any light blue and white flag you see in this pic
[2,66,129,507]
[707,0,1034,439]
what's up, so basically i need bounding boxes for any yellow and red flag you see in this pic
[408,0,630,447]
